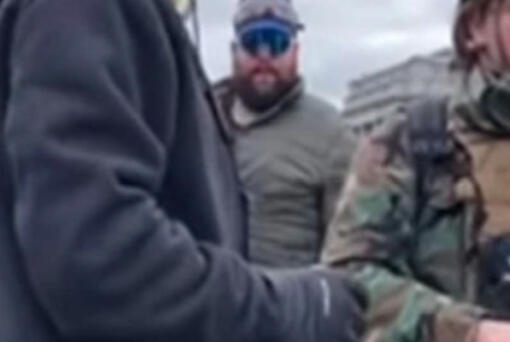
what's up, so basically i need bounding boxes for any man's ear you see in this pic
[289,40,299,59]
[293,41,300,54]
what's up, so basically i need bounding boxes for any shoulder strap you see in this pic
[401,97,452,223]
[404,96,454,161]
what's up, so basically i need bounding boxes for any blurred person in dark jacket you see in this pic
[215,0,355,268]
[0,0,364,341]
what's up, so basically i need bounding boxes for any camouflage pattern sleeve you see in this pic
[321,124,485,342]
[346,262,482,342]
[320,126,357,231]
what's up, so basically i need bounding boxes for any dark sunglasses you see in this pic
[239,27,292,57]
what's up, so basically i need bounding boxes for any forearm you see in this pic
[346,262,483,342]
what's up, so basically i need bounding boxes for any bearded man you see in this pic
[215,0,355,269]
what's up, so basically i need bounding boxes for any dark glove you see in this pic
[265,267,365,342]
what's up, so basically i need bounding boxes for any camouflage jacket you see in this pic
[320,97,508,342]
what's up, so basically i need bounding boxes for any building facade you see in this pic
[343,48,454,135]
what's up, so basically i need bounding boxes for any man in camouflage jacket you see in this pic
[323,0,510,341]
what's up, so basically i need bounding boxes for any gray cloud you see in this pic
[198,0,457,108]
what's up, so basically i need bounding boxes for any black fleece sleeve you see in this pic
[5,1,363,341]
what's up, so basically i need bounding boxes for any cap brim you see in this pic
[237,17,304,35]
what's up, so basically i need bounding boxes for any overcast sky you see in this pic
[197,0,457,108]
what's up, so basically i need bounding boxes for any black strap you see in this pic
[399,97,459,276]
[405,97,453,162]
[403,97,454,225]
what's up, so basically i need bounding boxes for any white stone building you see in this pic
[343,48,455,135]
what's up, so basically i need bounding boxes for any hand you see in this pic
[474,320,510,342]
[312,269,366,342]
[265,268,365,342]
[353,136,388,187]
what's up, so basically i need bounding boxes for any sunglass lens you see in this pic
[241,29,291,57]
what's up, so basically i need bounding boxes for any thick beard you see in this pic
[233,73,298,113]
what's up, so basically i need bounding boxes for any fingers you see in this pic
[353,137,389,187]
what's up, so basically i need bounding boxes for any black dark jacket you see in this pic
[0,1,362,341]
